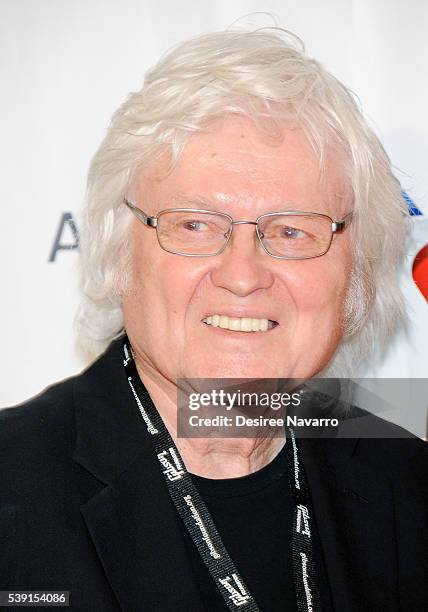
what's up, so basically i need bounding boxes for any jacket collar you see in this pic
[72,338,399,611]
[73,336,146,485]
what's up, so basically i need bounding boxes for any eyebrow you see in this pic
[171,193,223,210]
[169,194,325,215]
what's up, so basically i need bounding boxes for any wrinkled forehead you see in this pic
[135,116,352,216]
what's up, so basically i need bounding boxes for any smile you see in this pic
[202,315,278,332]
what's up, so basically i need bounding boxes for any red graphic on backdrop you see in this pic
[412,244,428,301]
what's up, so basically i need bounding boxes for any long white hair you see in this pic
[75,28,408,374]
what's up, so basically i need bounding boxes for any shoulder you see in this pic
[0,337,124,461]
[356,421,427,489]
[343,405,426,454]
[0,337,125,480]
[337,407,427,491]
[0,377,76,472]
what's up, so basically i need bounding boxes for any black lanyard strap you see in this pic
[123,339,322,611]
[286,428,322,612]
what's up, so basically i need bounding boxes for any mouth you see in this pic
[202,315,279,333]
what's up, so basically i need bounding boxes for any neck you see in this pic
[176,434,285,479]
[136,363,285,479]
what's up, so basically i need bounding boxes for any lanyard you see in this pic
[122,339,322,611]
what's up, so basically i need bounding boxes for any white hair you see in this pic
[75,28,408,375]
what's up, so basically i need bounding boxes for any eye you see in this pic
[280,226,306,239]
[181,220,208,231]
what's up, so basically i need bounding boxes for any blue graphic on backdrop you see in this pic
[402,191,423,216]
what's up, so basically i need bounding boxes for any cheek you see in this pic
[282,256,351,318]
[128,233,204,328]
[277,256,352,377]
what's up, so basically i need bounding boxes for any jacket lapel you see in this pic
[79,451,205,612]
[301,436,399,612]
[73,339,204,612]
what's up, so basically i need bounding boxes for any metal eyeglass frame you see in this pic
[124,198,353,260]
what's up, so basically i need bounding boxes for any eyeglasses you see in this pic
[124,199,353,260]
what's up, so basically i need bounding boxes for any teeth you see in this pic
[202,315,275,332]
[260,318,268,332]
[219,315,229,329]
[240,318,253,332]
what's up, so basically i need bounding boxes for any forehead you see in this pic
[137,116,350,215]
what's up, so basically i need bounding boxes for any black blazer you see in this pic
[1,339,427,611]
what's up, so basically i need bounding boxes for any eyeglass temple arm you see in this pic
[124,199,158,227]
[332,211,353,233]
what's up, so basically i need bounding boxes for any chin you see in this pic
[188,357,291,380]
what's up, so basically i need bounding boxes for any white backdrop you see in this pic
[1,1,427,434]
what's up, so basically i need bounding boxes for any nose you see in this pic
[210,223,275,297]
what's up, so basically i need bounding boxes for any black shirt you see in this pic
[177,443,332,611]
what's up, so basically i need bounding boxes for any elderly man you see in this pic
[1,28,426,612]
